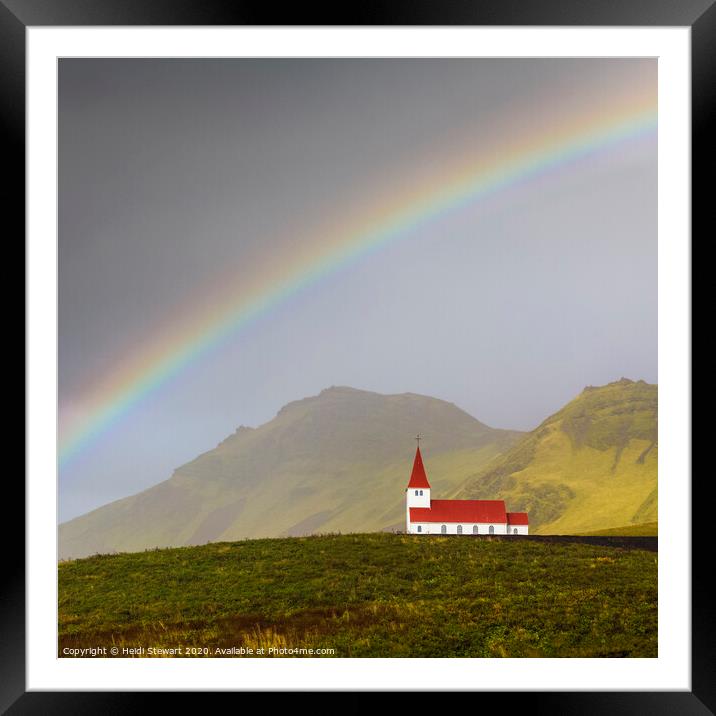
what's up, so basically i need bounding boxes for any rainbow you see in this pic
[59,99,657,467]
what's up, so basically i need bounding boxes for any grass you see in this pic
[576,522,658,537]
[59,533,657,658]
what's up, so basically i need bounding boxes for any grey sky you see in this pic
[59,58,657,522]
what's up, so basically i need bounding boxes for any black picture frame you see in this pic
[6,0,705,711]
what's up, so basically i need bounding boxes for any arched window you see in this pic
[417,525,422,533]
[473,525,478,534]
[441,524,447,534]
[415,490,419,496]
[419,490,423,496]
[457,525,463,534]
[489,525,495,534]
[513,528,518,534]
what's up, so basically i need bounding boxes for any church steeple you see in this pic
[406,438,431,533]
[407,443,431,490]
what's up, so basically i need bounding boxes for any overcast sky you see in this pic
[59,58,657,522]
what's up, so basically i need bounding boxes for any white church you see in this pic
[405,442,528,535]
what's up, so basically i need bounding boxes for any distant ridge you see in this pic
[59,380,657,558]
[457,379,657,534]
[59,387,521,559]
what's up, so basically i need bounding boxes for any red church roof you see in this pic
[406,446,431,489]
[410,499,507,524]
[506,512,529,525]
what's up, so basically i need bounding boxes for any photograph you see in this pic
[56,56,660,660]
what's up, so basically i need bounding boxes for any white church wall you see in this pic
[408,522,511,535]
[406,488,431,508]
[506,524,529,535]
[405,489,430,531]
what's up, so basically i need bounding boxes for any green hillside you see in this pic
[59,387,521,559]
[59,533,657,658]
[458,379,657,535]
[577,522,658,537]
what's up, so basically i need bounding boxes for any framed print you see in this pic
[7,0,707,711]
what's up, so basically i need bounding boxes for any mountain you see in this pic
[456,379,657,534]
[59,387,522,559]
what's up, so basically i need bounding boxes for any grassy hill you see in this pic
[59,533,657,658]
[577,522,658,537]
[457,379,657,535]
[59,387,521,559]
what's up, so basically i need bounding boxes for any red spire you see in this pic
[407,446,431,489]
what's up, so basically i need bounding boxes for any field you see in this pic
[59,533,657,658]
[577,522,658,537]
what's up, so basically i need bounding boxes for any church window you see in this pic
[415,490,419,496]
[441,525,447,534]
[473,525,478,534]
[489,525,495,534]
[513,528,518,534]
[419,490,423,496]
[417,525,422,532]
[457,525,463,534]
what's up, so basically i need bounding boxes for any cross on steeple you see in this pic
[415,433,421,447]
